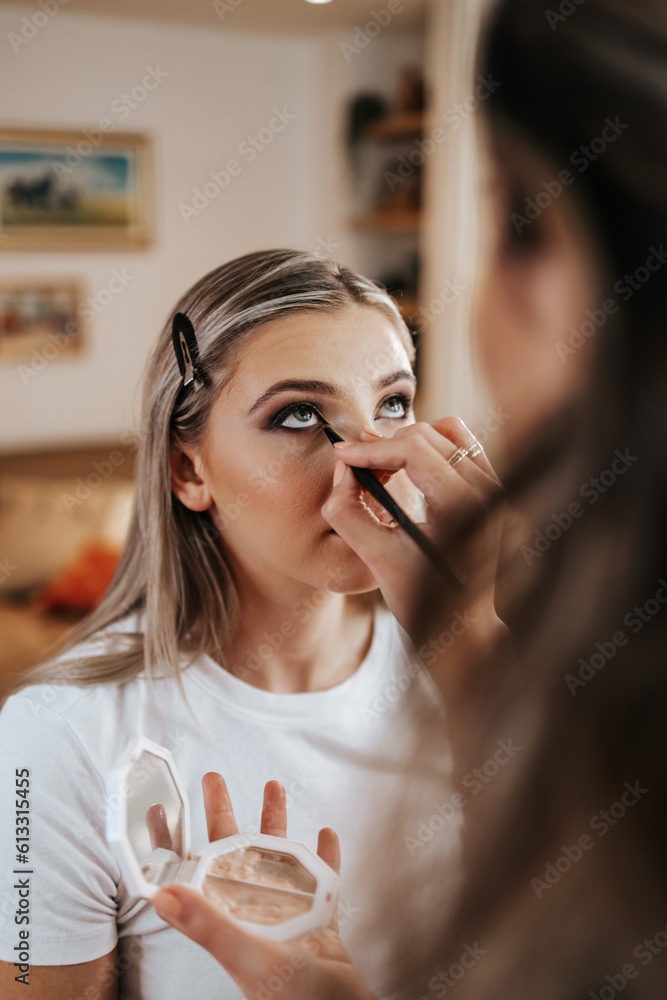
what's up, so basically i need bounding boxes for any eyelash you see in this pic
[268,393,414,432]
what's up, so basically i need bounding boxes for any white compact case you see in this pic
[106,737,338,940]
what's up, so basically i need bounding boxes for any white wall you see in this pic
[0,2,474,453]
[0,5,333,451]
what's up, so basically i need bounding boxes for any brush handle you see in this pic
[351,465,467,588]
[321,423,466,589]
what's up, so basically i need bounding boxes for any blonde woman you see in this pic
[0,250,499,1000]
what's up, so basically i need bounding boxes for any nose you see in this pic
[320,415,396,484]
[360,424,384,441]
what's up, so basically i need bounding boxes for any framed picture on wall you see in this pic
[0,126,153,251]
[0,279,85,363]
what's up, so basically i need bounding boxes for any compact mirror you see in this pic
[107,738,193,901]
[107,738,338,940]
[126,750,185,880]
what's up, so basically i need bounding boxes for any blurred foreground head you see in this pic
[405,2,667,998]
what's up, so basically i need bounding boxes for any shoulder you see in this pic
[0,616,200,778]
[2,677,126,723]
[0,617,144,775]
[0,682,123,794]
[1,612,144,722]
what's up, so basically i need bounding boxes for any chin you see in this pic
[311,535,378,593]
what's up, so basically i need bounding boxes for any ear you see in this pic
[170,441,213,512]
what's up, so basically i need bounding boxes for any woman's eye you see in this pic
[272,395,410,430]
[376,395,411,419]
[279,404,321,429]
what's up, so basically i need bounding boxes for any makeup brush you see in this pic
[319,421,467,589]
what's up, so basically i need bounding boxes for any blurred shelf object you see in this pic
[363,112,424,142]
[391,294,420,327]
[344,56,426,381]
[349,210,422,233]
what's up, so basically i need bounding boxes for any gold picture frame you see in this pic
[0,125,153,251]
[0,278,85,364]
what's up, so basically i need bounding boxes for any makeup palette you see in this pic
[106,738,338,940]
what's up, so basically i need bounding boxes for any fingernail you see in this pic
[155,889,183,922]
[333,440,353,448]
[333,460,345,487]
[363,424,384,438]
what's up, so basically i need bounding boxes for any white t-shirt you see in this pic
[0,605,461,999]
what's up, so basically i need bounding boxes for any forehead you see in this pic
[226,305,410,393]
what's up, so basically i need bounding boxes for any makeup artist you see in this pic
[151,0,667,997]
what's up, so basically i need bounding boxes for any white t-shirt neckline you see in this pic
[188,603,396,725]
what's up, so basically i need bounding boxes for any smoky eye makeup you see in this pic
[265,391,415,433]
[267,400,324,432]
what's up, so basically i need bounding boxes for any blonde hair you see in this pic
[16,249,414,692]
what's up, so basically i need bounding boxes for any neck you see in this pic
[219,560,375,693]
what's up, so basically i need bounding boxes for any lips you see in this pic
[362,469,398,526]
[372,469,395,486]
[326,468,399,534]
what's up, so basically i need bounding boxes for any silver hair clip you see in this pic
[171,312,205,389]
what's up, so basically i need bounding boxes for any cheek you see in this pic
[475,262,552,438]
[475,270,517,394]
[258,462,330,517]
[220,442,334,534]
[474,262,593,452]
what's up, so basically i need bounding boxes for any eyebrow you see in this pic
[247,370,416,415]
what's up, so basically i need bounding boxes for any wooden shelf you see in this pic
[363,112,424,141]
[349,210,421,233]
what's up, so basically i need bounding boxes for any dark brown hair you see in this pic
[405,2,667,997]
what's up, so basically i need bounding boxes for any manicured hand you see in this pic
[321,416,504,639]
[153,774,378,1000]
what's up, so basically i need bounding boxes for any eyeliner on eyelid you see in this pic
[266,394,413,431]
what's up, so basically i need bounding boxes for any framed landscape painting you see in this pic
[0,126,153,251]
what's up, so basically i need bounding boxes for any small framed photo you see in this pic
[0,279,85,362]
[0,125,153,251]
